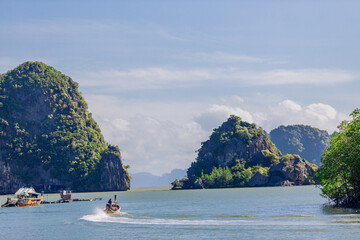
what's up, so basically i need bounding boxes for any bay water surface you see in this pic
[1,186,360,239]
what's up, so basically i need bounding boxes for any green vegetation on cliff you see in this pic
[270,125,331,166]
[317,109,360,207]
[0,62,130,192]
[173,116,316,189]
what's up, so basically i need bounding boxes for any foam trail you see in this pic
[81,208,249,225]
[81,214,250,226]
[80,208,346,226]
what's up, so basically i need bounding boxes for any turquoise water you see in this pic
[1,186,360,239]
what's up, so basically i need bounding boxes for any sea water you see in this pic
[1,186,360,239]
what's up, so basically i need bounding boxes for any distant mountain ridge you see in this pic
[269,125,331,166]
[0,62,130,194]
[131,169,186,187]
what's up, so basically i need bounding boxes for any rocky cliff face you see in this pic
[99,146,130,191]
[249,154,316,187]
[0,160,23,194]
[0,62,130,194]
[174,116,317,189]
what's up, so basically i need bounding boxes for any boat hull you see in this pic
[17,198,42,207]
[104,208,121,214]
[104,203,121,214]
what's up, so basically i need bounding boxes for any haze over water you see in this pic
[1,186,360,239]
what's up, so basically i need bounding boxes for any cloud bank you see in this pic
[86,95,346,175]
[77,68,357,91]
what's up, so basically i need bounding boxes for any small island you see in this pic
[172,115,318,190]
[0,62,130,194]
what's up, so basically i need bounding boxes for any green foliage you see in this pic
[188,115,274,178]
[232,167,253,186]
[262,149,280,165]
[0,62,129,188]
[282,154,293,165]
[280,154,301,166]
[309,163,318,172]
[317,108,360,207]
[184,115,282,188]
[251,165,269,176]
[171,179,180,187]
[270,125,331,165]
[201,166,233,187]
[208,115,262,147]
[199,164,264,188]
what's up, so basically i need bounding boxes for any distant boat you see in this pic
[1,187,43,207]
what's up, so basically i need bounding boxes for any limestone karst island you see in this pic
[172,115,319,189]
[0,62,130,194]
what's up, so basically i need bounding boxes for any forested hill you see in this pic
[0,62,130,194]
[269,125,331,166]
[172,116,316,189]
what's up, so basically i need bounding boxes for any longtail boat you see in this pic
[16,187,43,207]
[1,187,43,207]
[104,195,121,214]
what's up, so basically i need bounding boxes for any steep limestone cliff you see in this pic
[0,62,130,194]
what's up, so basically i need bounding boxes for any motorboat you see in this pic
[104,195,121,214]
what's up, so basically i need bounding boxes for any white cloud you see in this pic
[77,68,213,91]
[173,51,289,65]
[234,96,245,103]
[76,68,357,91]
[261,101,344,133]
[111,118,130,132]
[85,94,208,176]
[305,103,337,121]
[85,94,346,175]
[195,104,253,131]
[279,100,302,112]
[189,52,267,63]
[97,115,206,176]
[249,69,356,85]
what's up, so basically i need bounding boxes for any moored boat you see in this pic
[15,187,43,207]
[1,187,43,207]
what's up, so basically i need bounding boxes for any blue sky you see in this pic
[1,1,359,175]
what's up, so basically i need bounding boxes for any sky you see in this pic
[1,1,360,175]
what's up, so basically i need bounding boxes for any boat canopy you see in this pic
[15,187,37,196]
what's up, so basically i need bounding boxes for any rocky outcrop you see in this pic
[268,154,315,186]
[246,154,316,187]
[248,172,268,187]
[187,116,281,180]
[0,161,23,194]
[99,147,130,191]
[0,62,130,194]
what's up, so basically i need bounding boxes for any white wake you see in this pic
[81,209,253,226]
[80,208,356,226]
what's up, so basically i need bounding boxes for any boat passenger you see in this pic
[113,201,120,210]
[106,198,112,210]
